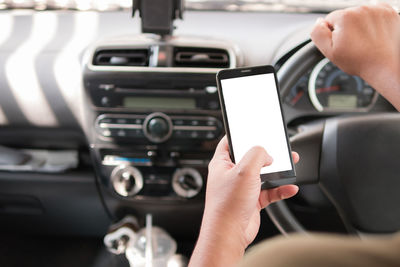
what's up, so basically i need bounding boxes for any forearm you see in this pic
[360,64,400,111]
[189,210,246,267]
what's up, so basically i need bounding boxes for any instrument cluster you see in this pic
[284,58,378,113]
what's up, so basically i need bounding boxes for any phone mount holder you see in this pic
[132,0,184,37]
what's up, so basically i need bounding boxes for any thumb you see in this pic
[259,185,299,209]
[210,136,232,162]
[311,18,333,59]
[236,146,273,174]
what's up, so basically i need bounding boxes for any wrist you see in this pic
[202,207,248,248]
[360,61,400,111]
[189,209,247,267]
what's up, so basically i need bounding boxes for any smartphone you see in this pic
[216,65,296,188]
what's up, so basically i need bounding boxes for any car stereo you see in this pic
[82,35,242,202]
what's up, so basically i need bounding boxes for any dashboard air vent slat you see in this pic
[173,47,230,68]
[93,49,149,67]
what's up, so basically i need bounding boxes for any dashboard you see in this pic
[0,9,396,243]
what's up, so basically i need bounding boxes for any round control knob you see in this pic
[111,165,143,197]
[172,168,203,198]
[143,113,173,143]
[148,118,169,136]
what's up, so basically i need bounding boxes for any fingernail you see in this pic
[280,191,292,199]
[315,17,323,25]
[267,155,273,164]
[280,189,295,199]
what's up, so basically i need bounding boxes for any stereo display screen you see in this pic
[123,97,196,109]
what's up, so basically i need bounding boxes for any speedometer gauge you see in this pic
[308,58,378,112]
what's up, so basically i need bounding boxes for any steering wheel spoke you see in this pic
[290,122,323,185]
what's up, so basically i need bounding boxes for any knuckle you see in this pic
[358,5,370,13]
[265,191,273,204]
[386,6,397,17]
[234,165,252,178]
[354,5,372,17]
[341,9,356,23]
[310,29,321,42]
[310,26,318,38]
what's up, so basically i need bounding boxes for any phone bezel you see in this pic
[216,65,296,188]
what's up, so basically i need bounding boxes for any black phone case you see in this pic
[216,65,296,189]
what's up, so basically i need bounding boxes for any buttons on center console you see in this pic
[96,113,222,143]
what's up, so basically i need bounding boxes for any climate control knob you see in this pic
[172,168,203,198]
[111,165,144,197]
[143,112,173,143]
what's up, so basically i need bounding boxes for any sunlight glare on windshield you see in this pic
[0,0,398,12]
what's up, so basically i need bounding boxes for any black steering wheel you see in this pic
[265,42,400,235]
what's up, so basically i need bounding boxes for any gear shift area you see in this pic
[104,215,188,267]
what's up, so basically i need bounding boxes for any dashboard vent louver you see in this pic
[173,47,230,68]
[93,49,149,67]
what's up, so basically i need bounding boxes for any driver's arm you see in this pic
[188,137,299,267]
[311,3,400,111]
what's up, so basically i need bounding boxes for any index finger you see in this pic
[311,17,334,59]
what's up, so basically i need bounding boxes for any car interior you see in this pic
[0,0,399,266]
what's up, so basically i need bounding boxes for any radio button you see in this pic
[126,129,144,138]
[190,131,199,139]
[116,129,127,137]
[170,151,180,158]
[206,132,216,139]
[101,129,112,137]
[173,119,184,125]
[101,96,110,107]
[206,119,217,126]
[174,130,193,139]
[116,118,128,124]
[174,130,184,138]
[99,118,113,124]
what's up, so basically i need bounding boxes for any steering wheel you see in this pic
[265,42,400,235]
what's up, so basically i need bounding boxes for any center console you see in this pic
[82,35,242,224]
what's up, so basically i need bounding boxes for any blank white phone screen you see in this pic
[221,73,292,174]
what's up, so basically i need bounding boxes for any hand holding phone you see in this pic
[216,65,296,188]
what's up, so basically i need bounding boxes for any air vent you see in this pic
[173,47,230,68]
[93,49,149,67]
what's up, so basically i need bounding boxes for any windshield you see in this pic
[0,0,397,12]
